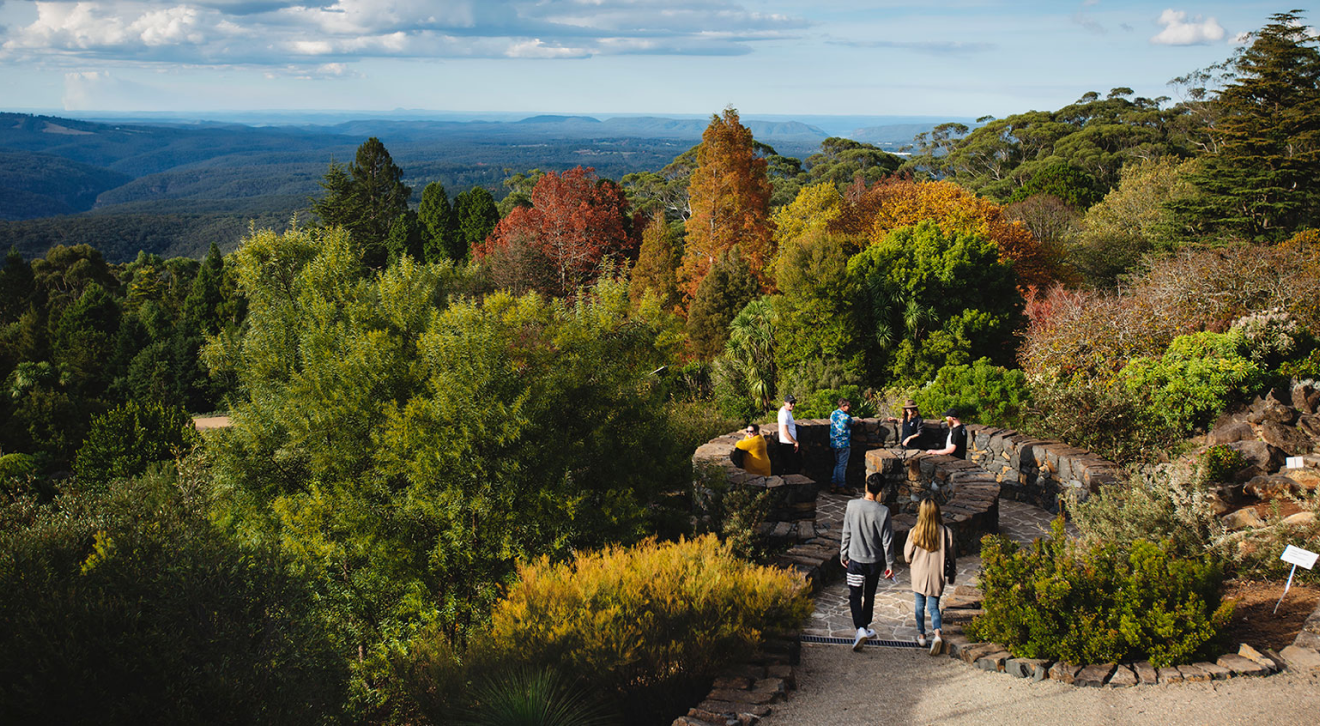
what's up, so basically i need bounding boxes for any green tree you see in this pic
[629,214,681,312]
[418,181,462,262]
[848,220,1023,385]
[385,209,427,264]
[311,137,412,267]
[52,282,121,398]
[454,186,502,255]
[0,247,36,325]
[1172,11,1320,240]
[713,296,778,419]
[0,470,348,723]
[73,400,198,490]
[771,230,862,392]
[686,248,761,360]
[182,242,226,336]
[804,137,903,190]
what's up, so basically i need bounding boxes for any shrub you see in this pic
[791,385,877,420]
[0,469,347,723]
[1229,308,1305,368]
[0,453,38,486]
[1118,331,1265,436]
[913,358,1032,429]
[73,400,198,490]
[460,669,614,726]
[1198,445,1247,485]
[1024,377,1184,465]
[968,519,1233,667]
[1072,465,1221,560]
[481,535,809,722]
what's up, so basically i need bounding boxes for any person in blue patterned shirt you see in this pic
[829,398,857,494]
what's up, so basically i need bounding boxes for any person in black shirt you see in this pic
[886,398,925,448]
[926,408,967,459]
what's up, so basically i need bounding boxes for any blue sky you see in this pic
[0,1,1302,118]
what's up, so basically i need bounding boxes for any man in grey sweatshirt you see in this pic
[839,476,895,651]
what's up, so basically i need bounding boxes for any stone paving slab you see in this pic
[807,496,1067,641]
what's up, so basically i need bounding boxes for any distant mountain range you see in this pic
[0,110,966,261]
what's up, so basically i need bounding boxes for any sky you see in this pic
[0,1,1305,119]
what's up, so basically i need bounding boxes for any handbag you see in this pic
[942,527,957,584]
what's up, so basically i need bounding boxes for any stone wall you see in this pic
[863,448,1000,556]
[960,424,1122,513]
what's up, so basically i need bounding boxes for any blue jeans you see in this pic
[915,592,942,634]
[831,446,850,487]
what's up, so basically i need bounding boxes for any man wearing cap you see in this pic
[926,408,967,459]
[778,394,799,474]
[886,399,925,449]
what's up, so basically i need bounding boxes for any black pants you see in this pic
[774,440,799,475]
[846,560,883,629]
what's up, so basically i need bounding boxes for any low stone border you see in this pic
[936,588,1320,686]
[670,634,801,726]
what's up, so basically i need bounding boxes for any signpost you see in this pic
[1275,545,1319,614]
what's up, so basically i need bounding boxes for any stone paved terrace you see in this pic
[804,494,1075,642]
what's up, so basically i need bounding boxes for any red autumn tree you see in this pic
[478,167,636,297]
[679,108,776,300]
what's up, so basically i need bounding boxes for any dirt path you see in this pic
[192,415,231,430]
[763,644,1320,726]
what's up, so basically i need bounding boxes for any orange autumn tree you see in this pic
[861,178,1067,293]
[478,166,636,297]
[680,108,776,300]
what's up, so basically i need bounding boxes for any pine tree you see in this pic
[418,181,461,263]
[183,242,225,336]
[680,108,775,300]
[311,137,412,267]
[1174,11,1320,240]
[629,214,680,311]
[385,210,426,264]
[454,187,502,255]
[685,248,760,360]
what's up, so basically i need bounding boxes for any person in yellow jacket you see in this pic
[735,423,772,476]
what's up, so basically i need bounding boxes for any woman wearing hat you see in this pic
[886,399,925,449]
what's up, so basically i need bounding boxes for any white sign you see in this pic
[1286,456,1306,469]
[1282,545,1319,570]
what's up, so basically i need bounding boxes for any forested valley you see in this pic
[2,11,1320,725]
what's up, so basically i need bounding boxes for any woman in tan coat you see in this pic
[904,498,954,655]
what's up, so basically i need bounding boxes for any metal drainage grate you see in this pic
[800,634,922,648]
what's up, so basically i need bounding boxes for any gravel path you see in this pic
[762,644,1320,726]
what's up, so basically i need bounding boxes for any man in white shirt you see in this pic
[777,394,799,474]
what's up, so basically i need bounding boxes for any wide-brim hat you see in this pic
[902,399,919,410]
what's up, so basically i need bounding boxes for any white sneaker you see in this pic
[917,633,927,647]
[930,635,943,656]
[852,627,868,652]
[863,628,877,639]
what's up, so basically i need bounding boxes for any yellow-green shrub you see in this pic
[483,535,809,718]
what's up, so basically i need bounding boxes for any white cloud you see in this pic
[1151,9,1225,46]
[2,0,807,68]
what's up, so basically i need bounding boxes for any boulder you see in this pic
[1263,402,1300,425]
[1260,420,1313,455]
[1283,511,1316,527]
[1074,663,1116,687]
[1294,385,1320,415]
[1222,507,1266,530]
[1243,474,1299,500]
[1133,661,1159,684]
[1207,422,1254,446]
[1279,645,1320,671]
[1107,664,1138,687]
[1299,415,1320,442]
[1282,467,1320,492]
[1227,440,1285,473]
